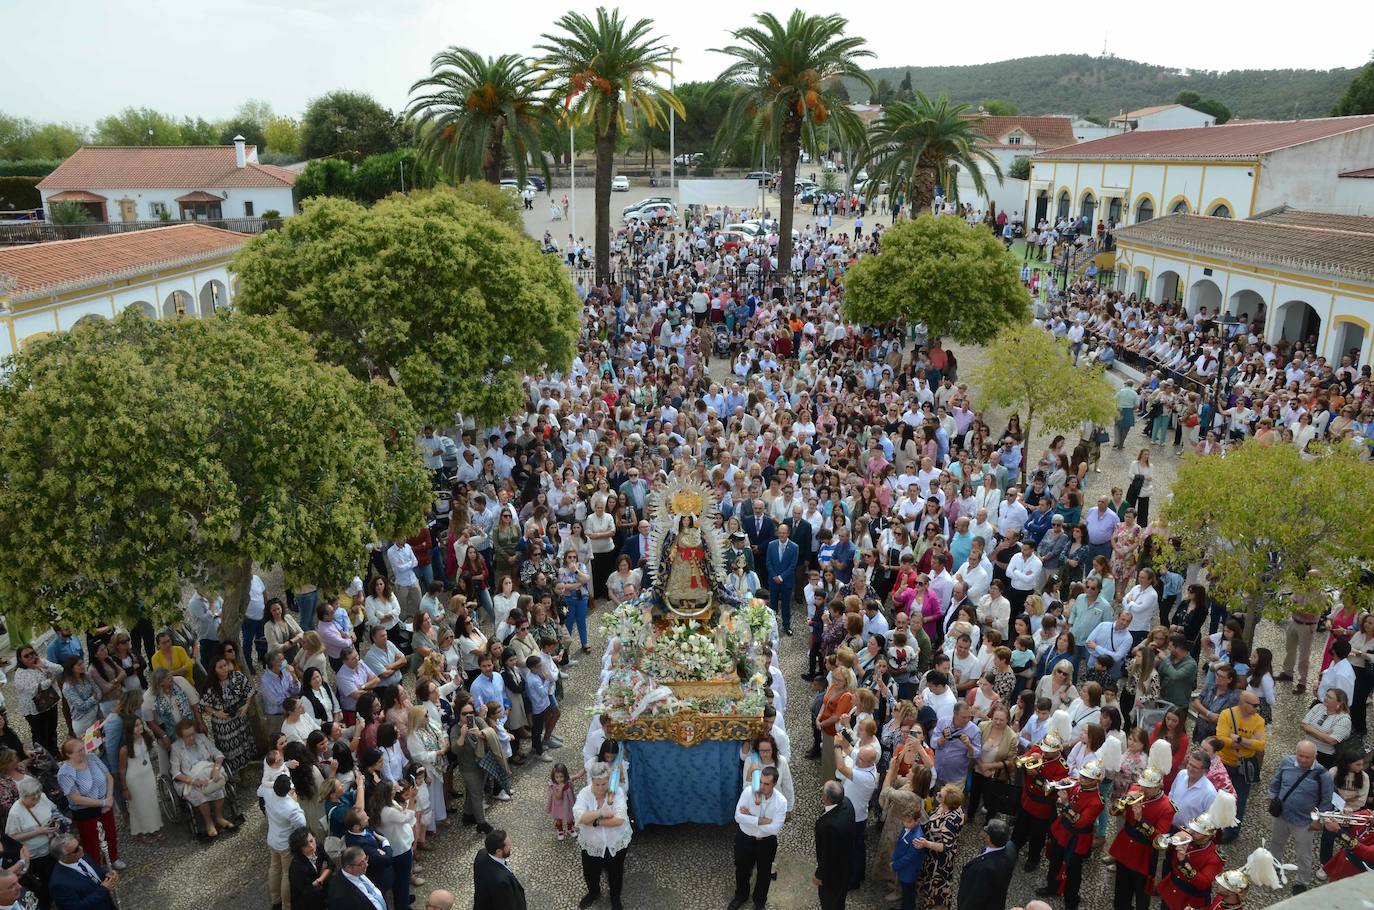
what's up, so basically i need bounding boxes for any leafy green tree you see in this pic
[263,116,303,157]
[898,70,913,99]
[301,91,402,161]
[447,180,523,229]
[180,117,221,145]
[843,215,1030,343]
[232,190,581,424]
[1332,57,1374,115]
[408,49,550,186]
[869,78,895,106]
[980,99,1018,116]
[0,115,85,160]
[1173,89,1231,123]
[92,107,185,145]
[218,119,266,151]
[1009,155,1031,180]
[712,11,874,278]
[294,158,355,200]
[352,148,425,203]
[536,7,682,283]
[0,312,431,636]
[47,200,93,224]
[234,99,275,129]
[970,325,1116,482]
[1160,442,1374,634]
[859,93,1002,214]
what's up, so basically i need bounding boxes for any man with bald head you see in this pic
[834,734,881,890]
[424,889,455,910]
[742,498,776,586]
[1267,739,1334,893]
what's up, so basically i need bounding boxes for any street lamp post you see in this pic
[569,119,577,242]
[669,47,676,191]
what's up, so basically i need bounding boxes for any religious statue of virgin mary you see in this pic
[643,479,738,621]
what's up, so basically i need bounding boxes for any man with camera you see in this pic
[931,702,981,790]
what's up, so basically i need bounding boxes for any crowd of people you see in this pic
[0,195,1371,910]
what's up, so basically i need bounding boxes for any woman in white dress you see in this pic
[118,716,164,840]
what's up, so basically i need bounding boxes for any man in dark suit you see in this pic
[619,519,653,570]
[329,846,388,910]
[473,829,527,910]
[47,835,118,910]
[783,504,813,605]
[741,499,775,588]
[957,817,1017,910]
[766,523,799,634]
[813,781,855,910]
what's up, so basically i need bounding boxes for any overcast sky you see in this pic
[4,0,1370,124]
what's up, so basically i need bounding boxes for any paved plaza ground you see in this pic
[11,196,1321,910]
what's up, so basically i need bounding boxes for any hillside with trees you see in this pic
[850,54,1357,121]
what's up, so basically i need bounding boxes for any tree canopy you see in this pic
[301,90,405,161]
[92,106,186,145]
[979,99,1018,116]
[0,114,84,160]
[842,215,1030,344]
[1332,56,1374,115]
[1173,89,1231,124]
[970,325,1116,480]
[1159,442,1374,630]
[0,312,430,634]
[232,189,581,425]
[263,116,303,157]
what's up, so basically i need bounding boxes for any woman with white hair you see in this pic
[574,761,632,909]
[4,776,61,908]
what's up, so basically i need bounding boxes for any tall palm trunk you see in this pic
[594,119,618,284]
[913,159,937,217]
[776,114,803,279]
[481,121,506,184]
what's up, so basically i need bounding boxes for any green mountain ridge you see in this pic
[847,54,1357,121]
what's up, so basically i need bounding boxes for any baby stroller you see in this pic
[713,323,733,358]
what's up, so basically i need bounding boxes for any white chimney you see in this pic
[233,135,246,168]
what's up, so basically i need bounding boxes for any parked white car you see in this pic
[612,175,630,191]
[623,196,672,216]
[624,202,677,222]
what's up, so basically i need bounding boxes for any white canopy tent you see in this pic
[677,178,761,208]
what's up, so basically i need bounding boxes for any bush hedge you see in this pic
[0,176,42,211]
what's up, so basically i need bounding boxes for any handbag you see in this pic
[32,683,60,714]
[1093,428,1110,444]
[1126,473,1144,505]
[1268,767,1314,818]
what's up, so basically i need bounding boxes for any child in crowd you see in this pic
[546,763,578,841]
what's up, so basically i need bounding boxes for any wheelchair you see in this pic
[166,769,243,840]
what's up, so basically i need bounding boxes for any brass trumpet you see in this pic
[1048,778,1080,791]
[1153,831,1192,849]
[1311,810,1371,828]
[1111,791,1145,815]
[1015,754,1044,771]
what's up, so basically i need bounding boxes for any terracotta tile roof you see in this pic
[962,114,1076,150]
[1251,206,1374,234]
[174,191,225,203]
[1034,114,1374,161]
[1114,211,1374,282]
[37,146,296,191]
[46,190,108,203]
[1340,167,1374,178]
[0,224,246,303]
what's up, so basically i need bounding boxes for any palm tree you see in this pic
[860,93,1002,217]
[407,48,548,186]
[536,8,682,283]
[711,11,873,278]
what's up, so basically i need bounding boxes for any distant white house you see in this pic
[1108,104,1216,132]
[37,138,295,224]
[1069,116,1123,142]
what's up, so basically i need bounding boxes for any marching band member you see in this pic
[1210,847,1283,909]
[1157,794,1233,910]
[1013,730,1069,872]
[1035,759,1106,910]
[1108,740,1177,910]
[1319,806,1374,883]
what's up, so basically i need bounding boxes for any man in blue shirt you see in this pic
[46,626,83,666]
[932,702,981,789]
[469,654,509,714]
[362,626,406,688]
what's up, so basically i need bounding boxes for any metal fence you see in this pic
[0,217,283,245]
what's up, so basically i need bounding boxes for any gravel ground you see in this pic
[2,229,1317,910]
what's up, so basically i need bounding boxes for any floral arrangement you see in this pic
[599,599,649,640]
[638,620,736,681]
[593,669,677,721]
[736,600,776,641]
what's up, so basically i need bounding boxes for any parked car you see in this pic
[715,229,749,251]
[745,171,772,185]
[623,202,677,222]
[525,176,546,192]
[673,152,704,165]
[499,178,522,195]
[611,175,631,192]
[623,196,672,216]
[725,222,765,238]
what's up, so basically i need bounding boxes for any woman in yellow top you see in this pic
[150,630,194,680]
